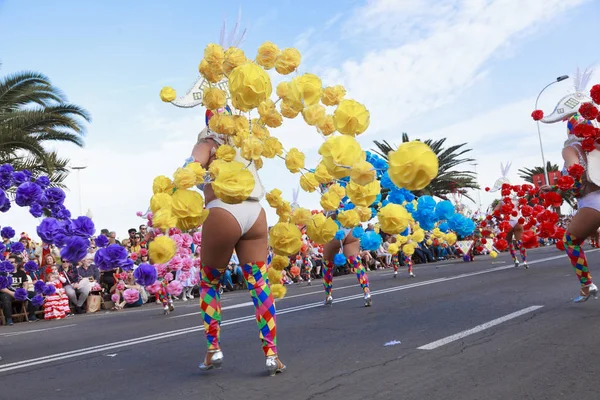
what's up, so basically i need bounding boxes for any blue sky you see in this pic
[0,0,598,240]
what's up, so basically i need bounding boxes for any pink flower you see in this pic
[146,281,161,294]
[169,227,182,236]
[164,272,174,282]
[111,293,120,304]
[193,258,202,267]
[170,234,183,247]
[181,233,193,248]
[177,246,191,257]
[181,257,193,271]
[155,264,168,278]
[192,232,202,245]
[116,282,125,291]
[168,255,184,270]
[167,280,183,296]
[123,288,140,304]
[136,211,143,217]
[178,272,190,282]
[130,253,138,261]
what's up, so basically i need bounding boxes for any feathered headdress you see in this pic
[489,162,511,192]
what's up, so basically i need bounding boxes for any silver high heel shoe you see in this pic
[364,292,372,307]
[514,260,520,268]
[574,283,599,303]
[325,295,333,306]
[199,349,224,371]
[266,356,286,376]
[409,272,416,278]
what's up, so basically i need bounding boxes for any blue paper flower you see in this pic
[94,244,128,271]
[31,294,45,307]
[380,171,395,190]
[56,206,71,220]
[134,263,157,286]
[14,287,28,301]
[44,187,66,205]
[343,202,355,211]
[36,218,64,244]
[24,260,39,273]
[0,201,11,212]
[417,195,436,212]
[119,258,135,271]
[1,226,15,239]
[435,200,455,221]
[334,229,346,241]
[352,226,364,239]
[448,214,476,237]
[94,234,109,248]
[35,176,51,189]
[15,182,42,207]
[0,275,12,290]
[34,280,46,294]
[333,253,347,266]
[10,242,24,254]
[438,222,450,233]
[387,189,406,204]
[11,171,27,186]
[42,284,56,296]
[29,203,44,218]
[0,260,14,273]
[60,236,90,264]
[70,216,95,238]
[0,243,5,254]
[360,231,382,251]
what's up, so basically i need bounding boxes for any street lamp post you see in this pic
[71,165,87,216]
[470,162,482,212]
[535,75,569,185]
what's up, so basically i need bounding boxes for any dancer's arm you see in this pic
[562,146,581,169]
[190,139,217,169]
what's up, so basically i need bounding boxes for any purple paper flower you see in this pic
[0,274,12,290]
[36,218,64,244]
[34,280,46,294]
[56,207,71,220]
[10,242,24,253]
[0,201,11,212]
[35,176,50,189]
[60,236,89,264]
[94,234,109,248]
[94,244,127,271]
[70,216,95,238]
[0,164,13,177]
[134,263,158,286]
[24,260,39,273]
[119,258,135,272]
[42,284,56,296]
[11,171,27,186]
[14,287,28,301]
[0,189,7,208]
[0,260,14,273]
[31,294,45,307]
[29,203,44,218]
[44,187,65,204]
[0,243,6,254]
[1,226,15,239]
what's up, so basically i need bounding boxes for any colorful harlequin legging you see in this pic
[392,254,400,272]
[404,254,413,275]
[564,232,593,287]
[508,241,527,263]
[322,256,370,298]
[200,262,278,357]
[157,280,170,307]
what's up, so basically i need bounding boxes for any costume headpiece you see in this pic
[540,67,594,124]
[489,162,511,192]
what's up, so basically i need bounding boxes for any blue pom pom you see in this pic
[400,227,410,236]
[381,199,389,207]
[360,231,382,251]
[435,200,455,221]
[370,207,377,219]
[333,253,347,266]
[380,171,395,190]
[388,189,405,204]
[438,222,450,233]
[417,195,436,211]
[343,202,355,211]
[335,229,346,241]
[352,226,364,239]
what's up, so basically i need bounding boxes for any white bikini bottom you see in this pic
[206,199,262,236]
[578,191,600,213]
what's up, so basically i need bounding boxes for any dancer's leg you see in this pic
[323,239,342,302]
[404,254,414,276]
[200,265,222,350]
[343,236,371,306]
[348,255,369,294]
[517,240,528,264]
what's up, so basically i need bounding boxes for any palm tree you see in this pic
[372,133,479,201]
[0,65,91,187]
[518,162,576,209]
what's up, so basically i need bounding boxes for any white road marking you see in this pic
[384,340,402,346]
[0,324,77,337]
[0,251,584,373]
[417,305,544,350]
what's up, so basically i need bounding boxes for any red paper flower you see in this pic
[531,109,544,121]
[591,84,600,104]
[480,221,487,227]
[476,246,484,253]
[579,102,599,120]
[542,192,563,208]
[481,238,487,244]
[582,137,596,152]
[530,197,540,205]
[521,230,539,249]
[557,175,575,191]
[518,217,525,225]
[572,123,595,138]
[568,164,585,180]
[555,240,565,251]
[511,211,518,217]
[486,215,493,220]
[521,205,533,217]
[485,187,490,192]
[495,239,508,251]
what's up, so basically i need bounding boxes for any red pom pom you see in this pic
[557,175,575,191]
[591,84,600,104]
[495,239,508,251]
[511,211,518,217]
[486,215,493,220]
[582,137,596,152]
[568,164,585,180]
[521,205,533,217]
[485,187,490,192]
[481,238,487,244]
[521,230,539,249]
[480,221,487,227]
[579,102,599,120]
[531,109,544,121]
[555,240,565,251]
[518,217,525,225]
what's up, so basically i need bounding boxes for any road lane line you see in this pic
[0,324,77,337]
[417,305,544,350]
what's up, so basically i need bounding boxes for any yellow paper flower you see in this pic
[251,122,270,140]
[233,115,250,134]
[204,43,225,69]
[299,172,319,193]
[337,209,360,228]
[333,99,370,136]
[490,251,498,259]
[266,188,284,208]
[269,222,302,256]
[160,86,176,102]
[291,207,312,226]
[350,160,376,186]
[223,47,247,75]
[346,180,381,207]
[328,183,346,199]
[202,87,227,110]
[171,189,205,219]
[275,48,301,75]
[320,191,341,211]
[150,193,173,214]
[402,243,415,256]
[396,235,408,245]
[215,144,236,162]
[184,162,206,184]
[198,59,224,83]
[355,206,372,222]
[445,232,457,246]
[319,135,363,178]
[208,159,226,176]
[271,283,287,299]
[302,104,326,126]
[277,81,303,111]
[276,201,292,222]
[317,115,336,136]
[412,229,425,243]
[388,243,399,255]
[263,110,283,128]
[262,137,283,158]
[254,158,263,170]
[321,85,346,106]
[209,114,236,135]
[280,101,300,119]
[377,204,410,235]
[173,167,197,189]
[152,176,174,195]
[388,141,439,190]
[270,255,289,271]
[426,239,433,246]
[149,236,177,264]
[177,211,209,231]
[268,268,282,285]
[153,208,178,231]
[212,161,254,204]
[256,41,280,69]
[276,81,289,99]
[296,73,322,106]
[258,99,276,119]
[314,163,333,184]
[285,148,305,173]
[305,214,337,244]
[228,63,272,112]
[241,137,263,161]
[232,129,250,147]
[432,228,444,238]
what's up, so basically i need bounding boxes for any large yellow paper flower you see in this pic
[266,189,284,208]
[233,115,250,134]
[305,214,337,244]
[160,86,176,102]
[228,63,272,112]
[412,229,425,243]
[346,180,380,207]
[153,208,178,231]
[299,172,319,193]
[387,243,399,255]
[241,137,263,161]
[276,201,292,222]
[204,43,225,69]
[203,87,227,110]
[177,211,209,231]
[302,104,326,126]
[173,167,197,189]
[314,162,333,184]
[278,81,303,112]
[209,114,236,135]
[377,203,410,235]
[355,206,372,222]
[333,99,370,136]
[198,59,224,83]
[184,162,206,184]
[388,141,439,190]
[251,121,270,140]
[150,193,173,214]
[152,176,174,195]
[350,160,376,186]
[296,73,322,106]
[149,236,177,264]
[212,161,255,204]
[337,209,360,228]
[291,207,312,226]
[321,85,346,106]
[270,254,289,271]
[215,144,236,162]
[171,189,205,219]
[269,222,302,256]
[319,135,363,178]
[285,148,305,173]
[320,191,341,211]
[275,48,301,75]
[223,47,247,75]
[445,232,457,246]
[280,102,300,119]
[256,41,280,69]
[402,243,416,256]
[262,137,283,158]
[317,115,336,136]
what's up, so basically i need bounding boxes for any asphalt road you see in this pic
[2,246,600,400]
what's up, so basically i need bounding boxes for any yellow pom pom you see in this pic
[198,58,224,83]
[337,209,360,228]
[285,148,305,173]
[271,283,287,299]
[254,158,263,170]
[276,201,292,222]
[300,172,319,193]
[223,47,247,75]
[212,161,255,204]
[241,137,264,161]
[445,232,457,246]
[268,268,282,284]
[152,176,174,195]
[153,208,178,231]
[320,191,341,211]
[328,183,346,199]
[396,235,408,245]
[388,141,439,190]
[377,203,410,235]
[350,160,376,186]
[177,211,209,231]
[228,63,273,112]
[215,144,236,162]
[263,110,283,128]
[262,137,283,158]
[256,41,280,69]
[333,99,370,136]
[266,189,284,208]
[160,86,176,102]
[317,115,336,136]
[402,243,415,256]
[292,207,312,226]
[209,114,236,135]
[305,213,338,244]
[280,101,300,119]
[346,180,381,207]
[412,229,425,243]
[232,115,250,134]
[321,85,346,106]
[270,255,290,271]
[204,43,225,69]
[202,87,227,110]
[275,48,301,75]
[232,129,249,147]
[251,121,270,140]
[388,243,399,254]
[355,206,372,222]
[318,135,363,179]
[314,162,333,184]
[150,193,172,214]
[171,189,205,219]
[269,222,303,256]
[149,236,177,264]
[490,251,498,259]
[184,162,206,184]
[296,73,323,106]
[302,104,326,126]
[258,99,276,119]
[172,167,197,190]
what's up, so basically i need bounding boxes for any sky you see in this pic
[0,0,599,241]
